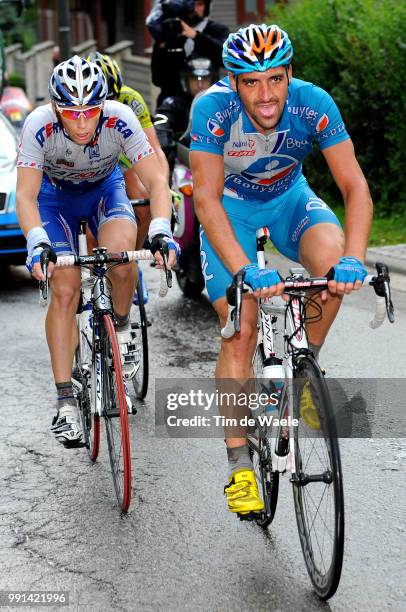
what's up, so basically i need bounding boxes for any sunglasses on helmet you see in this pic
[55,105,102,120]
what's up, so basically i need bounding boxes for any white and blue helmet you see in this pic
[223,24,293,74]
[48,55,107,107]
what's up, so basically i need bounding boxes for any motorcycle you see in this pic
[171,139,205,298]
[0,85,32,132]
[154,112,205,299]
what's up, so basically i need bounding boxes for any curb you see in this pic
[365,249,406,276]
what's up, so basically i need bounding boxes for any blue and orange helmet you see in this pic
[223,24,293,74]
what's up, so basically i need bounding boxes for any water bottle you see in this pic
[262,357,285,417]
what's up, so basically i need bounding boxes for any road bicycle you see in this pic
[221,227,395,600]
[40,225,170,512]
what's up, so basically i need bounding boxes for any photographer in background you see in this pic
[148,0,229,105]
[155,57,217,173]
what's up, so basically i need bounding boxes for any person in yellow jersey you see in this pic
[88,52,169,250]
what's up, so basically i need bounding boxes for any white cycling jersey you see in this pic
[17,100,154,191]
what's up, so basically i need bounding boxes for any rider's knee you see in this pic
[50,279,80,307]
[301,224,344,268]
[110,262,134,284]
[222,323,257,361]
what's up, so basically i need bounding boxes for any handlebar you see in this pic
[221,262,395,339]
[39,248,171,305]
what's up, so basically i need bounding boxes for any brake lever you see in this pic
[371,262,395,323]
[39,253,49,307]
[161,249,172,289]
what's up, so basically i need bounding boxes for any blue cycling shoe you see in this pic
[133,265,149,305]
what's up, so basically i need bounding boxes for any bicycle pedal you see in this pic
[237,511,262,522]
[62,440,86,449]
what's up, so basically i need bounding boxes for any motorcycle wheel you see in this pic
[175,268,205,298]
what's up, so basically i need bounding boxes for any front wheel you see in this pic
[292,354,344,600]
[101,314,132,513]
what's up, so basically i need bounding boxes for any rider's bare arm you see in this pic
[322,139,373,262]
[130,153,172,220]
[16,167,43,234]
[16,167,53,281]
[144,126,170,181]
[190,150,251,275]
[130,152,176,267]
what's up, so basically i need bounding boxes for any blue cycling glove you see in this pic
[333,256,367,284]
[240,263,282,290]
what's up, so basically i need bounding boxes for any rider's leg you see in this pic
[46,267,81,381]
[46,267,84,445]
[267,180,344,356]
[97,219,138,319]
[201,213,265,514]
[213,293,258,452]
[299,222,345,348]
[94,167,139,319]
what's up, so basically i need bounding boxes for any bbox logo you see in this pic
[207,118,225,137]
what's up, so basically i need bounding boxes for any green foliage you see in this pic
[7,71,25,88]
[0,0,38,51]
[268,0,406,216]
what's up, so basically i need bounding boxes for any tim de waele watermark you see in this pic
[165,390,298,428]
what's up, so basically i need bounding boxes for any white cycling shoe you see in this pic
[51,403,83,447]
[116,327,140,380]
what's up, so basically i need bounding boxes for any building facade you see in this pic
[38,0,283,53]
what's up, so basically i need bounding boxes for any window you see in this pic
[237,1,278,23]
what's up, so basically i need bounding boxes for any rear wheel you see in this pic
[131,280,149,400]
[101,314,132,513]
[248,432,279,528]
[292,354,344,600]
[250,341,280,527]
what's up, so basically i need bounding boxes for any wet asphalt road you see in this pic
[0,259,405,612]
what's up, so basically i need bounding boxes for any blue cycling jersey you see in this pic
[190,76,349,202]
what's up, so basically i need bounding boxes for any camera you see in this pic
[161,17,183,37]
[146,0,195,43]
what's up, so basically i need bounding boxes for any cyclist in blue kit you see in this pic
[189,24,373,516]
[16,56,178,446]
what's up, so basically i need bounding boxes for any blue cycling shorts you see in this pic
[38,166,136,256]
[200,176,341,303]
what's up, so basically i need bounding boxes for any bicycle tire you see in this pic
[74,321,100,461]
[292,354,344,600]
[131,280,149,400]
[101,314,132,513]
[248,432,279,528]
[250,342,280,527]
